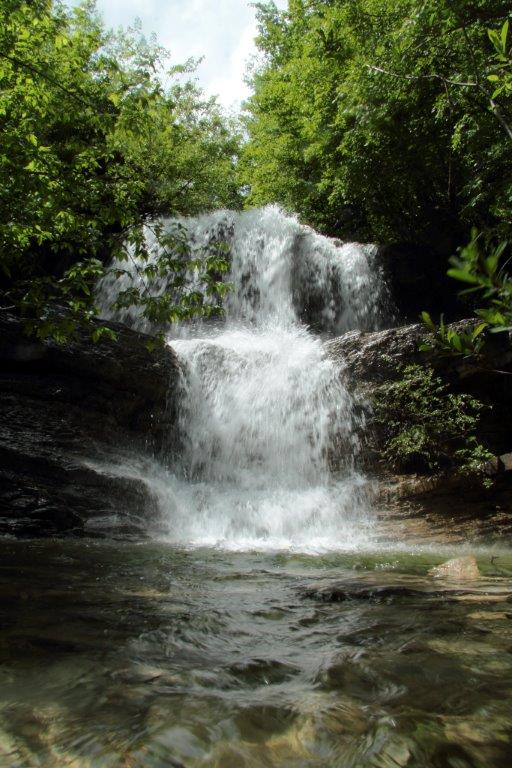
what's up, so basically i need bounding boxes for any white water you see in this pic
[97,206,389,551]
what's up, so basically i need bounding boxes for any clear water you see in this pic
[1,541,512,767]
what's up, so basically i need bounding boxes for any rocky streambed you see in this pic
[1,542,512,768]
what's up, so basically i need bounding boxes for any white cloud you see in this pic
[66,0,288,109]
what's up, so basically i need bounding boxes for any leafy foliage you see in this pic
[372,364,492,480]
[241,1,512,243]
[487,20,512,103]
[109,221,232,331]
[0,0,241,339]
[447,232,512,333]
[420,229,512,358]
[419,311,488,358]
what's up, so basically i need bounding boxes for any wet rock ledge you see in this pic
[0,311,181,538]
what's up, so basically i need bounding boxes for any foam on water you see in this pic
[97,205,389,551]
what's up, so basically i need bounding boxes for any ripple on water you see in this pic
[0,541,512,767]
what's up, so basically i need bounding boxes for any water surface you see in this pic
[1,540,511,767]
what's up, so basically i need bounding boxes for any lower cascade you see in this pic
[98,205,389,550]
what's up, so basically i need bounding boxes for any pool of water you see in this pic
[0,540,512,767]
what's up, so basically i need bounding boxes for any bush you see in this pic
[371,363,492,480]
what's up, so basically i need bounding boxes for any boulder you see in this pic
[325,319,512,464]
[325,320,512,544]
[429,556,481,580]
[499,452,512,472]
[325,320,512,388]
[0,311,182,537]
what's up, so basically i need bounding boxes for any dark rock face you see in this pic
[326,320,511,385]
[376,235,464,323]
[325,321,512,544]
[325,320,512,457]
[374,470,512,546]
[0,312,181,537]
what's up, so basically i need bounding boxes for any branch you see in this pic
[0,51,115,116]
[461,25,512,142]
[368,63,512,142]
[367,64,477,88]
[486,93,512,140]
[459,365,512,378]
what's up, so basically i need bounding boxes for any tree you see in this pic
[241,1,512,246]
[0,0,241,340]
[419,20,512,359]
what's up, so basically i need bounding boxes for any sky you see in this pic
[67,0,288,110]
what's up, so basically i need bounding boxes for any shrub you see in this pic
[371,363,492,480]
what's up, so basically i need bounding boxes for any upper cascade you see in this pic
[96,205,390,337]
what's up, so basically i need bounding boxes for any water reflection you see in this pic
[0,540,511,767]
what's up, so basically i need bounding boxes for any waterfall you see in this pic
[97,205,389,551]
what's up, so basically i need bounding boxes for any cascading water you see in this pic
[97,205,389,550]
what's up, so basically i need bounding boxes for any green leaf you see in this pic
[447,268,481,285]
[501,20,509,50]
[421,310,436,330]
[472,322,488,340]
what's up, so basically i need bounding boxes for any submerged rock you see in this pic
[429,556,481,580]
[303,578,511,604]
[0,311,181,537]
[303,582,431,602]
